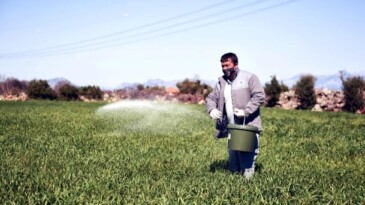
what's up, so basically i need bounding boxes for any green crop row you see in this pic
[0,101,364,204]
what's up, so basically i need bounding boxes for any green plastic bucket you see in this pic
[227,123,258,152]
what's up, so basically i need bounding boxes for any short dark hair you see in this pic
[220,52,238,65]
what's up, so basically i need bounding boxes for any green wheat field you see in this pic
[1,100,364,204]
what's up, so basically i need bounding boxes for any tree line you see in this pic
[1,73,364,113]
[264,71,365,113]
[0,76,103,101]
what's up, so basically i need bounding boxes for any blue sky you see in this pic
[1,0,364,88]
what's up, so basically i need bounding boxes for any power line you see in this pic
[0,0,238,56]
[2,0,270,58]
[1,0,298,58]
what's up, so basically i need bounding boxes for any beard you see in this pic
[223,67,236,78]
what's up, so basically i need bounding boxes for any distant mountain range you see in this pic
[115,78,216,90]
[47,71,364,91]
[116,79,179,90]
[114,71,365,91]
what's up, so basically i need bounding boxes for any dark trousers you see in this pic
[228,133,259,174]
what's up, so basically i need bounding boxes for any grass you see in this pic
[0,100,364,204]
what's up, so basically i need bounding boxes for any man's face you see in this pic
[221,58,237,78]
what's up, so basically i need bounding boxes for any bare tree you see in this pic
[0,75,5,94]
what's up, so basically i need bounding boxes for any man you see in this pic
[206,52,265,178]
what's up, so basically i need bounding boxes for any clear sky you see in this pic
[1,0,364,88]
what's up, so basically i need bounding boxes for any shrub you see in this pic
[202,83,213,99]
[147,85,165,91]
[264,75,282,107]
[0,77,28,95]
[177,79,199,95]
[340,74,365,113]
[54,80,72,95]
[176,79,212,98]
[137,84,144,91]
[79,85,103,100]
[59,84,79,101]
[294,75,316,110]
[26,79,57,100]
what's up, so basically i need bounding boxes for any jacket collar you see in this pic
[219,68,240,84]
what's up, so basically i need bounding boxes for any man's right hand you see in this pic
[209,109,222,120]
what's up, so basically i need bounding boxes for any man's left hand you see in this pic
[233,108,246,118]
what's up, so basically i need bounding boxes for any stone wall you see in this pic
[277,89,365,114]
[0,92,27,101]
